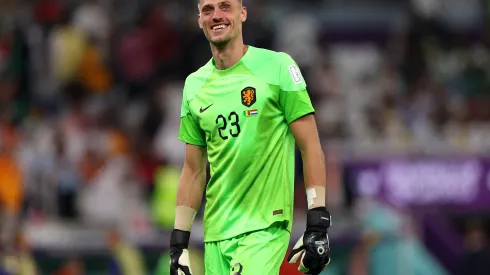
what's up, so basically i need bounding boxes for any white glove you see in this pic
[170,247,193,275]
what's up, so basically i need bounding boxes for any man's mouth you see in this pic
[211,24,229,31]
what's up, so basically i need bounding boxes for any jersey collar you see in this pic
[210,45,254,73]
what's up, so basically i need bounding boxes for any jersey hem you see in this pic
[203,219,291,243]
[178,135,206,147]
[286,109,315,124]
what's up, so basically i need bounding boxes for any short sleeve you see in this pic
[278,54,315,124]
[178,86,206,147]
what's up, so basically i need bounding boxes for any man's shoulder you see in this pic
[245,46,296,86]
[184,60,214,95]
[248,46,292,67]
[186,59,214,84]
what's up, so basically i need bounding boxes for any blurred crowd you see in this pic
[1,0,490,274]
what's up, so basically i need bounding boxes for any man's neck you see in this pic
[211,38,248,70]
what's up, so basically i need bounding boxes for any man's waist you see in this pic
[203,215,291,243]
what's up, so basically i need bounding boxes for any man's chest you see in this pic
[189,78,280,141]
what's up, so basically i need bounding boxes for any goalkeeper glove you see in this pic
[170,229,193,275]
[288,207,331,275]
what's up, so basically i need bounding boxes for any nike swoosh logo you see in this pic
[200,104,213,113]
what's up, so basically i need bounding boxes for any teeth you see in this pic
[213,24,226,30]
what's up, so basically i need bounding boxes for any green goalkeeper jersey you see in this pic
[178,46,315,242]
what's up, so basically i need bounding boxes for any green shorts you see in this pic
[204,221,290,275]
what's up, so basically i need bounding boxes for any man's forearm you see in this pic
[288,145,332,274]
[176,165,207,209]
[174,166,207,231]
[301,146,327,209]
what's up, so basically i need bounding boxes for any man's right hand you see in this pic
[170,229,193,275]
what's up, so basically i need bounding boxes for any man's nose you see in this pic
[212,9,225,21]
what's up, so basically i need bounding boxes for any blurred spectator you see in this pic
[78,36,112,94]
[356,199,448,275]
[11,232,38,275]
[53,135,81,220]
[139,84,164,142]
[0,29,17,107]
[153,82,185,165]
[79,131,135,226]
[150,163,180,229]
[54,259,84,275]
[72,0,110,56]
[58,81,89,165]
[457,220,490,275]
[116,15,156,100]
[34,0,65,31]
[49,12,87,87]
[79,148,104,184]
[274,11,319,70]
[106,228,147,275]
[142,2,181,77]
[0,120,23,255]
[134,139,158,201]
[243,1,275,51]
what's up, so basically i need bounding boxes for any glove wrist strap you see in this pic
[170,229,190,249]
[306,207,331,233]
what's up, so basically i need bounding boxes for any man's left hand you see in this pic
[287,207,331,275]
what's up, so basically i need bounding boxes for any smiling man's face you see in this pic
[198,0,247,47]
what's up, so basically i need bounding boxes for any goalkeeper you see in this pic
[169,0,332,274]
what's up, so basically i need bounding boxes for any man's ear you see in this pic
[198,14,203,29]
[241,6,247,22]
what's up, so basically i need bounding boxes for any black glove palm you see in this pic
[287,207,331,275]
[169,229,193,275]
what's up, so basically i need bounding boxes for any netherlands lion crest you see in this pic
[241,87,256,107]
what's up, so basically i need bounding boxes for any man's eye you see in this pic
[222,4,230,10]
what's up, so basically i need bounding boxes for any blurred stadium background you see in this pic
[1,0,490,274]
